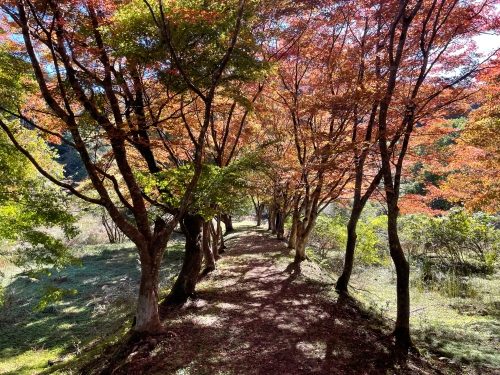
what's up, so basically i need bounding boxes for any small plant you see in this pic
[439,272,478,299]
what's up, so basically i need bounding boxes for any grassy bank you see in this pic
[347,264,500,373]
[0,238,185,375]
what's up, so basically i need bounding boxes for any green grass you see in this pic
[0,239,185,375]
[344,263,500,370]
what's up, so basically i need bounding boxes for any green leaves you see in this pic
[34,285,78,312]
[400,210,500,274]
[108,0,266,93]
[0,122,79,302]
[139,153,259,219]
[0,47,36,111]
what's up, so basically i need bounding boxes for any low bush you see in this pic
[400,209,499,299]
[400,209,500,276]
[307,212,389,268]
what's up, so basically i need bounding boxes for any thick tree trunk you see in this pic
[294,214,316,262]
[202,220,216,273]
[219,230,226,253]
[271,215,277,234]
[387,201,412,350]
[133,217,173,336]
[256,204,264,226]
[294,221,307,262]
[135,256,164,334]
[268,205,277,233]
[336,206,363,293]
[163,214,203,305]
[221,213,234,233]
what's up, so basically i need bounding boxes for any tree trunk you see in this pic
[294,221,307,262]
[256,204,264,226]
[221,213,234,233]
[268,205,276,232]
[387,200,412,350]
[336,205,363,293]
[216,214,221,249]
[219,229,226,253]
[276,209,285,240]
[163,214,203,305]
[211,219,220,259]
[135,253,164,334]
[294,213,316,262]
[216,213,226,254]
[202,220,216,273]
[133,217,173,336]
[288,206,299,249]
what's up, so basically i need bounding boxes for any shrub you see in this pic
[309,214,347,259]
[401,209,499,275]
[356,215,389,265]
[308,212,389,267]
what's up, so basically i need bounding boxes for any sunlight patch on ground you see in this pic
[296,340,327,360]
[217,270,242,277]
[191,314,222,327]
[212,279,239,288]
[183,298,209,309]
[276,320,306,334]
[0,348,62,375]
[243,266,274,279]
[217,302,243,311]
[82,276,100,284]
[248,290,271,298]
[175,363,196,375]
[61,305,87,314]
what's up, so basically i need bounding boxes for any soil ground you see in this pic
[83,225,465,375]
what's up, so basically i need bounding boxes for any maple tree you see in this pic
[373,0,496,349]
[263,4,357,261]
[433,64,500,213]
[0,0,251,335]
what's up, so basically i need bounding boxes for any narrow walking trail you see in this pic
[108,226,443,375]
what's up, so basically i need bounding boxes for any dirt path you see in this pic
[109,226,444,375]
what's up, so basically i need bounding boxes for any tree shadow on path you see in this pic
[109,228,446,375]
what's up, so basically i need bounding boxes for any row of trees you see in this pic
[1,0,499,350]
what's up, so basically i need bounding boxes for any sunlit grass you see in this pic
[0,348,63,375]
[345,263,500,369]
[0,236,185,375]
